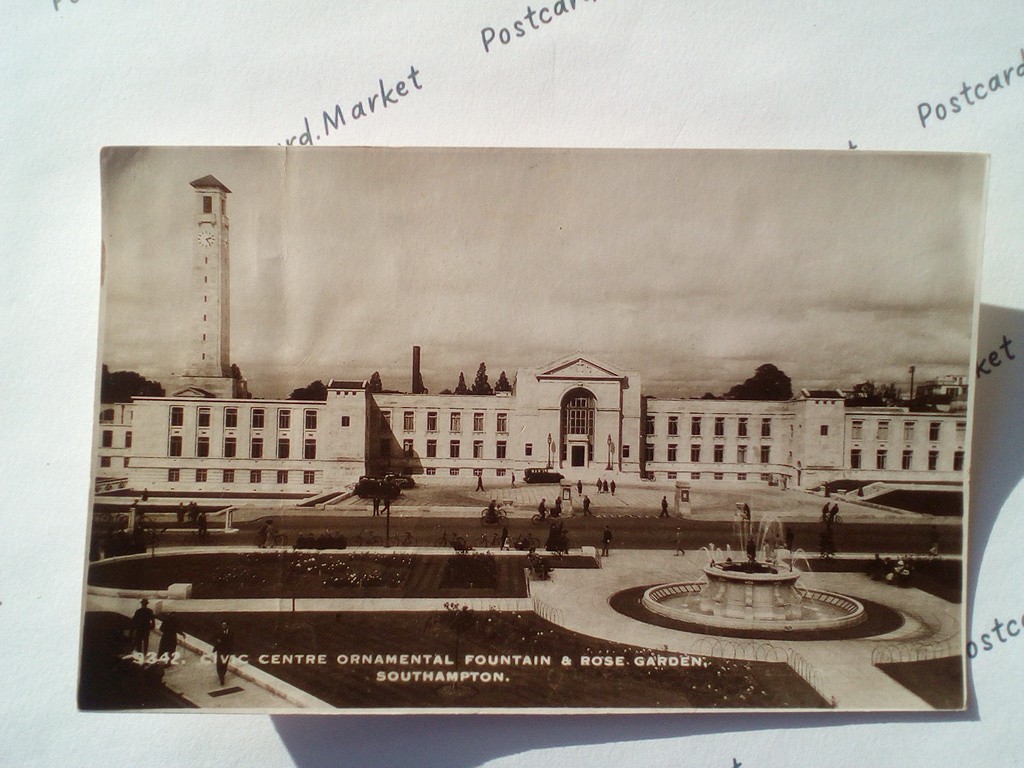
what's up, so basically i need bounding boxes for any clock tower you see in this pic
[175,174,242,398]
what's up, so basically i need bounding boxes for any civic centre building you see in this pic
[94,176,969,496]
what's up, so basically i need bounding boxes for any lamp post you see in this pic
[606,434,613,471]
[546,433,553,469]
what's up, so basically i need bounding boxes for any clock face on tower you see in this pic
[198,226,216,248]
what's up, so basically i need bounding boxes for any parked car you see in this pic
[523,468,564,484]
[354,476,402,499]
[383,473,416,489]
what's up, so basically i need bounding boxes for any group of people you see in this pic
[595,478,616,495]
[868,555,914,587]
[130,599,235,686]
[175,501,208,537]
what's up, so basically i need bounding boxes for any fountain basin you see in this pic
[642,565,866,634]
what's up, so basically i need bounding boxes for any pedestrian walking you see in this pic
[610,480,616,495]
[577,480,583,496]
[660,496,669,517]
[601,525,612,557]
[176,503,185,525]
[212,621,234,686]
[553,497,562,518]
[582,494,591,516]
[602,479,609,494]
[476,474,485,492]
[674,527,685,556]
[511,472,516,487]
[500,525,510,551]
[131,598,155,655]
[157,613,183,660]
[596,479,603,494]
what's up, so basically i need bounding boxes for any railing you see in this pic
[871,637,960,665]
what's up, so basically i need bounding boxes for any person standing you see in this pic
[582,494,591,516]
[553,497,562,518]
[131,598,156,655]
[601,525,612,557]
[196,510,208,539]
[576,480,583,496]
[372,496,381,517]
[660,496,669,517]
[500,525,510,551]
[212,621,234,686]
[596,479,603,495]
[510,472,516,488]
[476,473,485,492]
[610,480,616,495]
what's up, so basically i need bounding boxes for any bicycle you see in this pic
[513,533,539,551]
[433,528,469,551]
[477,531,501,548]
[480,506,508,525]
[268,532,289,548]
[351,529,383,546]
[396,531,417,547]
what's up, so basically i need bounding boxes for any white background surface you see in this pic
[2,2,1023,766]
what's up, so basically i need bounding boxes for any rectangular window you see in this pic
[223,436,236,457]
[278,409,291,429]
[851,420,863,440]
[713,445,724,463]
[644,443,655,461]
[691,472,701,480]
[929,422,941,441]
[251,436,263,458]
[450,440,460,458]
[496,440,507,459]
[902,449,913,470]
[252,408,265,429]
[427,412,438,432]
[850,448,861,468]
[668,416,679,436]
[737,417,748,437]
[761,418,772,438]
[877,421,889,440]
[690,417,701,436]
[954,450,964,471]
[125,431,132,449]
[525,443,533,457]
[473,468,483,477]
[196,436,210,457]
[170,406,184,427]
[223,469,234,483]
[169,435,182,457]
[195,468,207,483]
[820,425,829,436]
[714,417,725,437]
[123,457,130,467]
[277,470,288,484]
[450,468,460,476]
[305,410,318,430]
[496,468,507,477]
[928,450,939,470]
[425,467,436,476]
[903,421,915,441]
[474,440,485,459]
[667,444,678,462]
[101,430,113,448]
[737,445,747,463]
[341,416,350,427]
[277,438,289,459]
[426,440,437,458]
[450,412,461,432]
[403,439,414,458]
[168,468,180,482]
[473,412,485,432]
[956,421,966,442]
[667,471,677,479]
[496,413,508,433]
[303,470,316,484]
[100,456,111,467]
[225,408,238,428]
[397,411,413,433]
[622,445,630,458]
[250,470,261,484]
[690,444,701,462]
[737,473,747,481]
[203,195,212,213]
[198,407,211,428]
[646,416,656,435]
[714,472,724,480]
[304,438,317,460]
[759,445,771,463]
[876,449,887,470]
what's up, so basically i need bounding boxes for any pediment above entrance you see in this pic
[536,354,627,382]
[170,386,218,399]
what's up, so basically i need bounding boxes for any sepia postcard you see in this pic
[80,146,985,713]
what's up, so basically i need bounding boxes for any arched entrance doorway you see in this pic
[560,388,596,468]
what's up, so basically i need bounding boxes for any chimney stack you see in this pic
[412,346,423,394]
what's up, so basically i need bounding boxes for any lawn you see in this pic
[876,656,964,709]
[178,611,830,709]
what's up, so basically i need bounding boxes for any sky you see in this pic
[99,147,986,399]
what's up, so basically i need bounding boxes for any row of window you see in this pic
[646,415,774,438]
[169,435,317,459]
[382,410,510,434]
[169,406,322,430]
[167,468,316,484]
[421,467,510,477]
[849,420,965,441]
[100,430,131,448]
[646,444,773,464]
[850,448,963,471]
